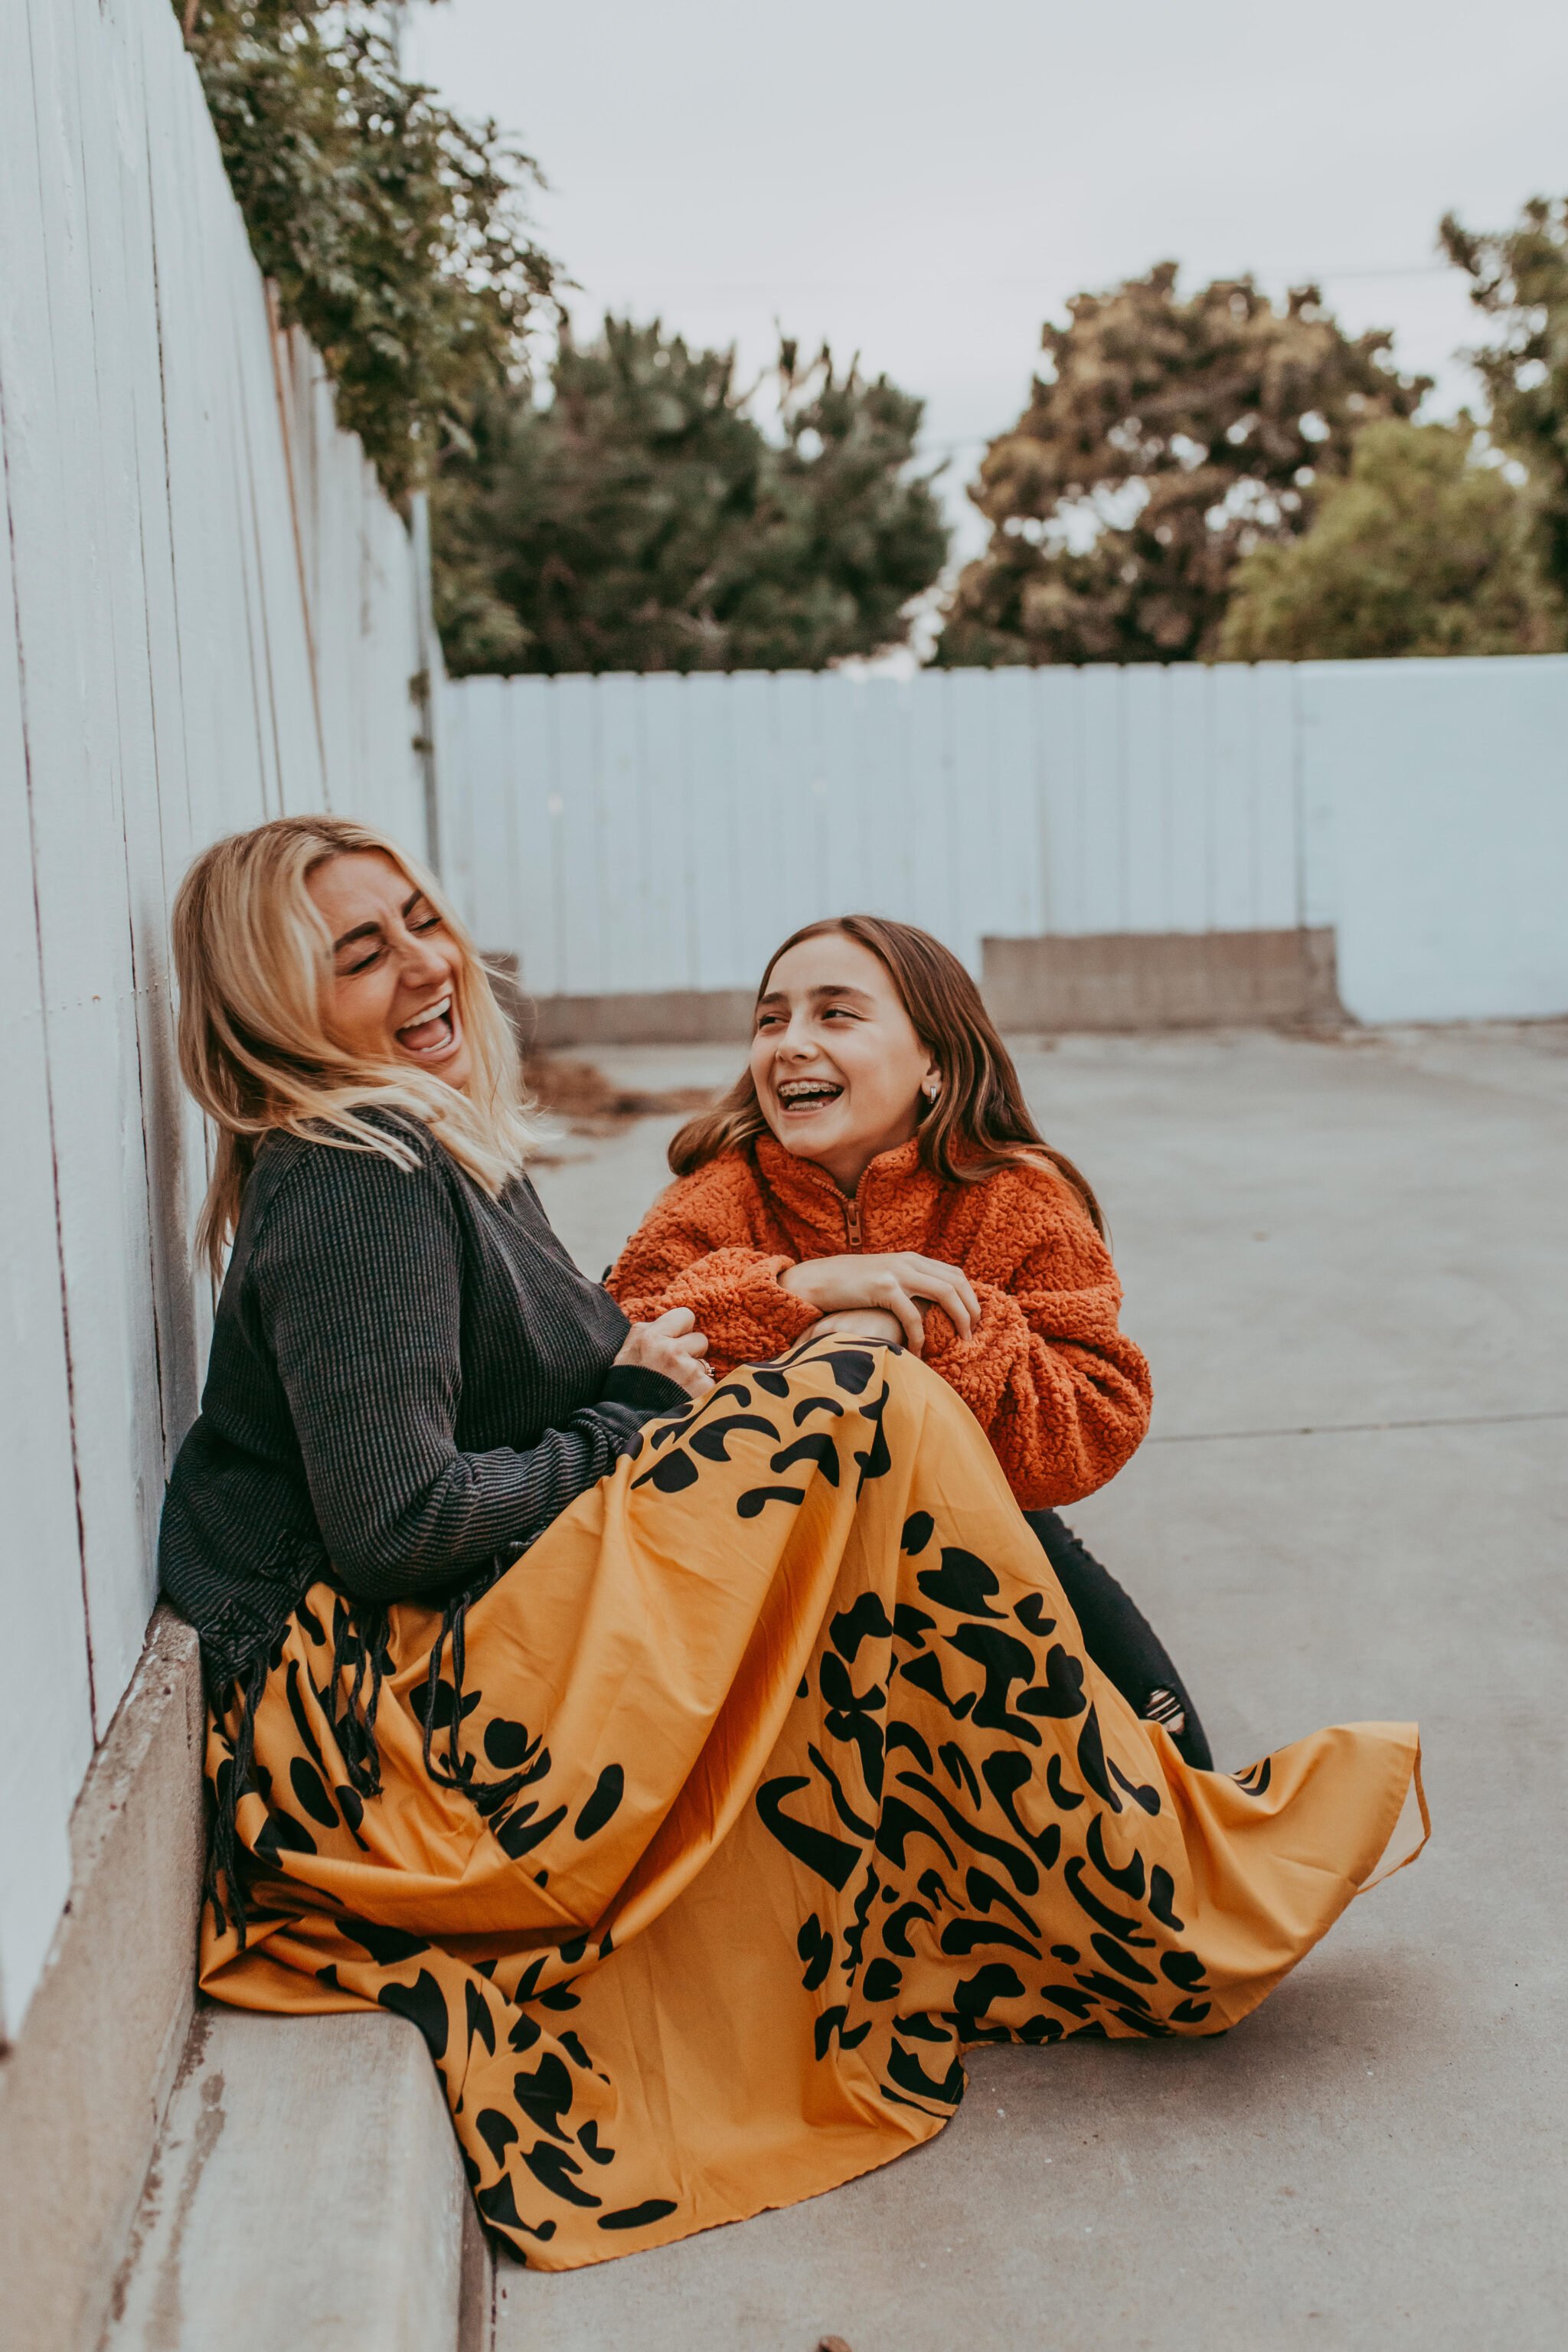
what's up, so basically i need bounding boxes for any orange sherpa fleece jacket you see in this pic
[609,1131,1152,1511]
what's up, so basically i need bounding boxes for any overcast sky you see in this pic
[404,0,1568,557]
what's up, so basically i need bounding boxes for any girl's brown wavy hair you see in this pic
[668,915,1104,1234]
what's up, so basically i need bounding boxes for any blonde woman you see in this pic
[163,816,1424,2273]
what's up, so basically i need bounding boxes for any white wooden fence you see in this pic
[439,656,1568,1027]
[0,0,433,2037]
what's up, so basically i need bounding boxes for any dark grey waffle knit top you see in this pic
[158,1109,686,1691]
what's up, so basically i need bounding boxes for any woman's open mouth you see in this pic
[395,993,459,1060]
[776,1077,844,1119]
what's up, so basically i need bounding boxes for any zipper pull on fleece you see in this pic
[844,1201,862,1248]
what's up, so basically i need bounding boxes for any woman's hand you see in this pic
[778,1253,981,1352]
[614,1308,713,1398]
[806,1308,907,1347]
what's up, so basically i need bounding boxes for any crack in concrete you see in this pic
[100,2007,214,2341]
[143,2067,225,2352]
[1149,1408,1568,1446]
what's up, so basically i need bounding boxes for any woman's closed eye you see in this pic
[339,907,443,976]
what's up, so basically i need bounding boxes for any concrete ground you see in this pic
[505,1024,1568,2352]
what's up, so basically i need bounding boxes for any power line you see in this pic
[568,262,1458,305]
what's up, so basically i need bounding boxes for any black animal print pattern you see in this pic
[201,1337,1422,2269]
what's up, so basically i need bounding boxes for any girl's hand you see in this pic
[806,1308,906,1347]
[614,1308,713,1398]
[779,1253,981,1351]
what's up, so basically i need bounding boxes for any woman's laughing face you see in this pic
[307,851,473,1090]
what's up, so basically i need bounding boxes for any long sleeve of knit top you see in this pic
[255,1145,662,1596]
[609,1133,1151,1511]
[160,1113,686,1687]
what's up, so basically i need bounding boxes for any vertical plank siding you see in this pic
[436,665,1325,993]
[1295,655,1568,1024]
[439,658,1568,1027]
[0,0,432,2035]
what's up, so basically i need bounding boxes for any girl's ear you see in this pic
[920,1062,942,1105]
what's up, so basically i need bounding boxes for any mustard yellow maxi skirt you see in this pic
[201,1338,1424,2269]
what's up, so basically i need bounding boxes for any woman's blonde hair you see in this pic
[172,815,538,1277]
[668,914,1104,1233]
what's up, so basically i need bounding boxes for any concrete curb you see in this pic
[0,1607,490,2352]
[0,1609,205,2352]
[104,2007,487,2352]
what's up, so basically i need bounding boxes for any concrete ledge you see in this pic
[981,926,1344,1031]
[0,1608,206,2352]
[105,2007,482,2352]
[530,988,756,1049]
[483,957,754,1054]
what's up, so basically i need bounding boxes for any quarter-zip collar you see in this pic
[752,1131,933,1253]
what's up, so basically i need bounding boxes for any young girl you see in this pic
[610,913,1213,1766]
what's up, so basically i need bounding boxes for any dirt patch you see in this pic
[523,1052,718,1136]
[482,962,720,1148]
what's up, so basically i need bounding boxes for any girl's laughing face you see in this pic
[750,932,937,1193]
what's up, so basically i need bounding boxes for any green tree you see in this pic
[934,264,1428,668]
[1218,419,1563,660]
[432,318,949,674]
[1442,198,1568,603]
[178,4,556,501]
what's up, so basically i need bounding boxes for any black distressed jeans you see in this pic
[1024,1510,1214,1772]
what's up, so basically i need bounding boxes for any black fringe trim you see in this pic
[204,1649,267,1952]
[415,1556,537,1819]
[205,1597,393,1952]
[204,1553,531,1947]
[328,1596,392,1801]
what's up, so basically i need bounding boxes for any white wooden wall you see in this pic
[0,0,433,2037]
[439,658,1568,1025]
[1294,654,1568,1023]
[439,666,1303,998]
